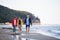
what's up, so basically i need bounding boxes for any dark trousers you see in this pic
[13,25,16,32]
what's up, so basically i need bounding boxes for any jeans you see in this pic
[13,25,16,32]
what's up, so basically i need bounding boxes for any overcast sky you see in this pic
[0,0,60,24]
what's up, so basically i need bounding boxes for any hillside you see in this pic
[0,5,36,23]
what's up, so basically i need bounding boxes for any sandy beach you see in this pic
[0,28,60,40]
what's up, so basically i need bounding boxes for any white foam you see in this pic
[36,30,60,39]
[51,30,60,33]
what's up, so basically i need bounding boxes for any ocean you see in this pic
[0,24,60,39]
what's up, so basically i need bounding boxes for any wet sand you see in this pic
[0,29,60,40]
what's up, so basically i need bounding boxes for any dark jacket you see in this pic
[25,18,32,25]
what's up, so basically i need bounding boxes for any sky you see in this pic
[0,0,60,24]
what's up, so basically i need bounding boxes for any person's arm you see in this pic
[30,18,32,25]
[24,18,26,24]
[16,19,18,26]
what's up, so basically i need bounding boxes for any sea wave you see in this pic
[0,24,60,39]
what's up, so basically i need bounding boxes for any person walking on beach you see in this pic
[25,15,32,33]
[18,17,23,32]
[12,17,18,32]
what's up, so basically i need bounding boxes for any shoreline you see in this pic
[0,29,60,40]
[0,24,60,40]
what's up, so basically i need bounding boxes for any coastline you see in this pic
[0,28,60,40]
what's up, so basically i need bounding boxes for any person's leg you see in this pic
[20,26,22,31]
[13,26,15,32]
[18,25,21,31]
[28,27,30,32]
[13,25,16,32]
[26,25,28,32]
[26,25,30,33]
[13,26,14,32]
[27,25,30,33]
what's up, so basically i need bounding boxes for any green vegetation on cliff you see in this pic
[0,5,38,23]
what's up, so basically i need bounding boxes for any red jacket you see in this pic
[12,18,18,26]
